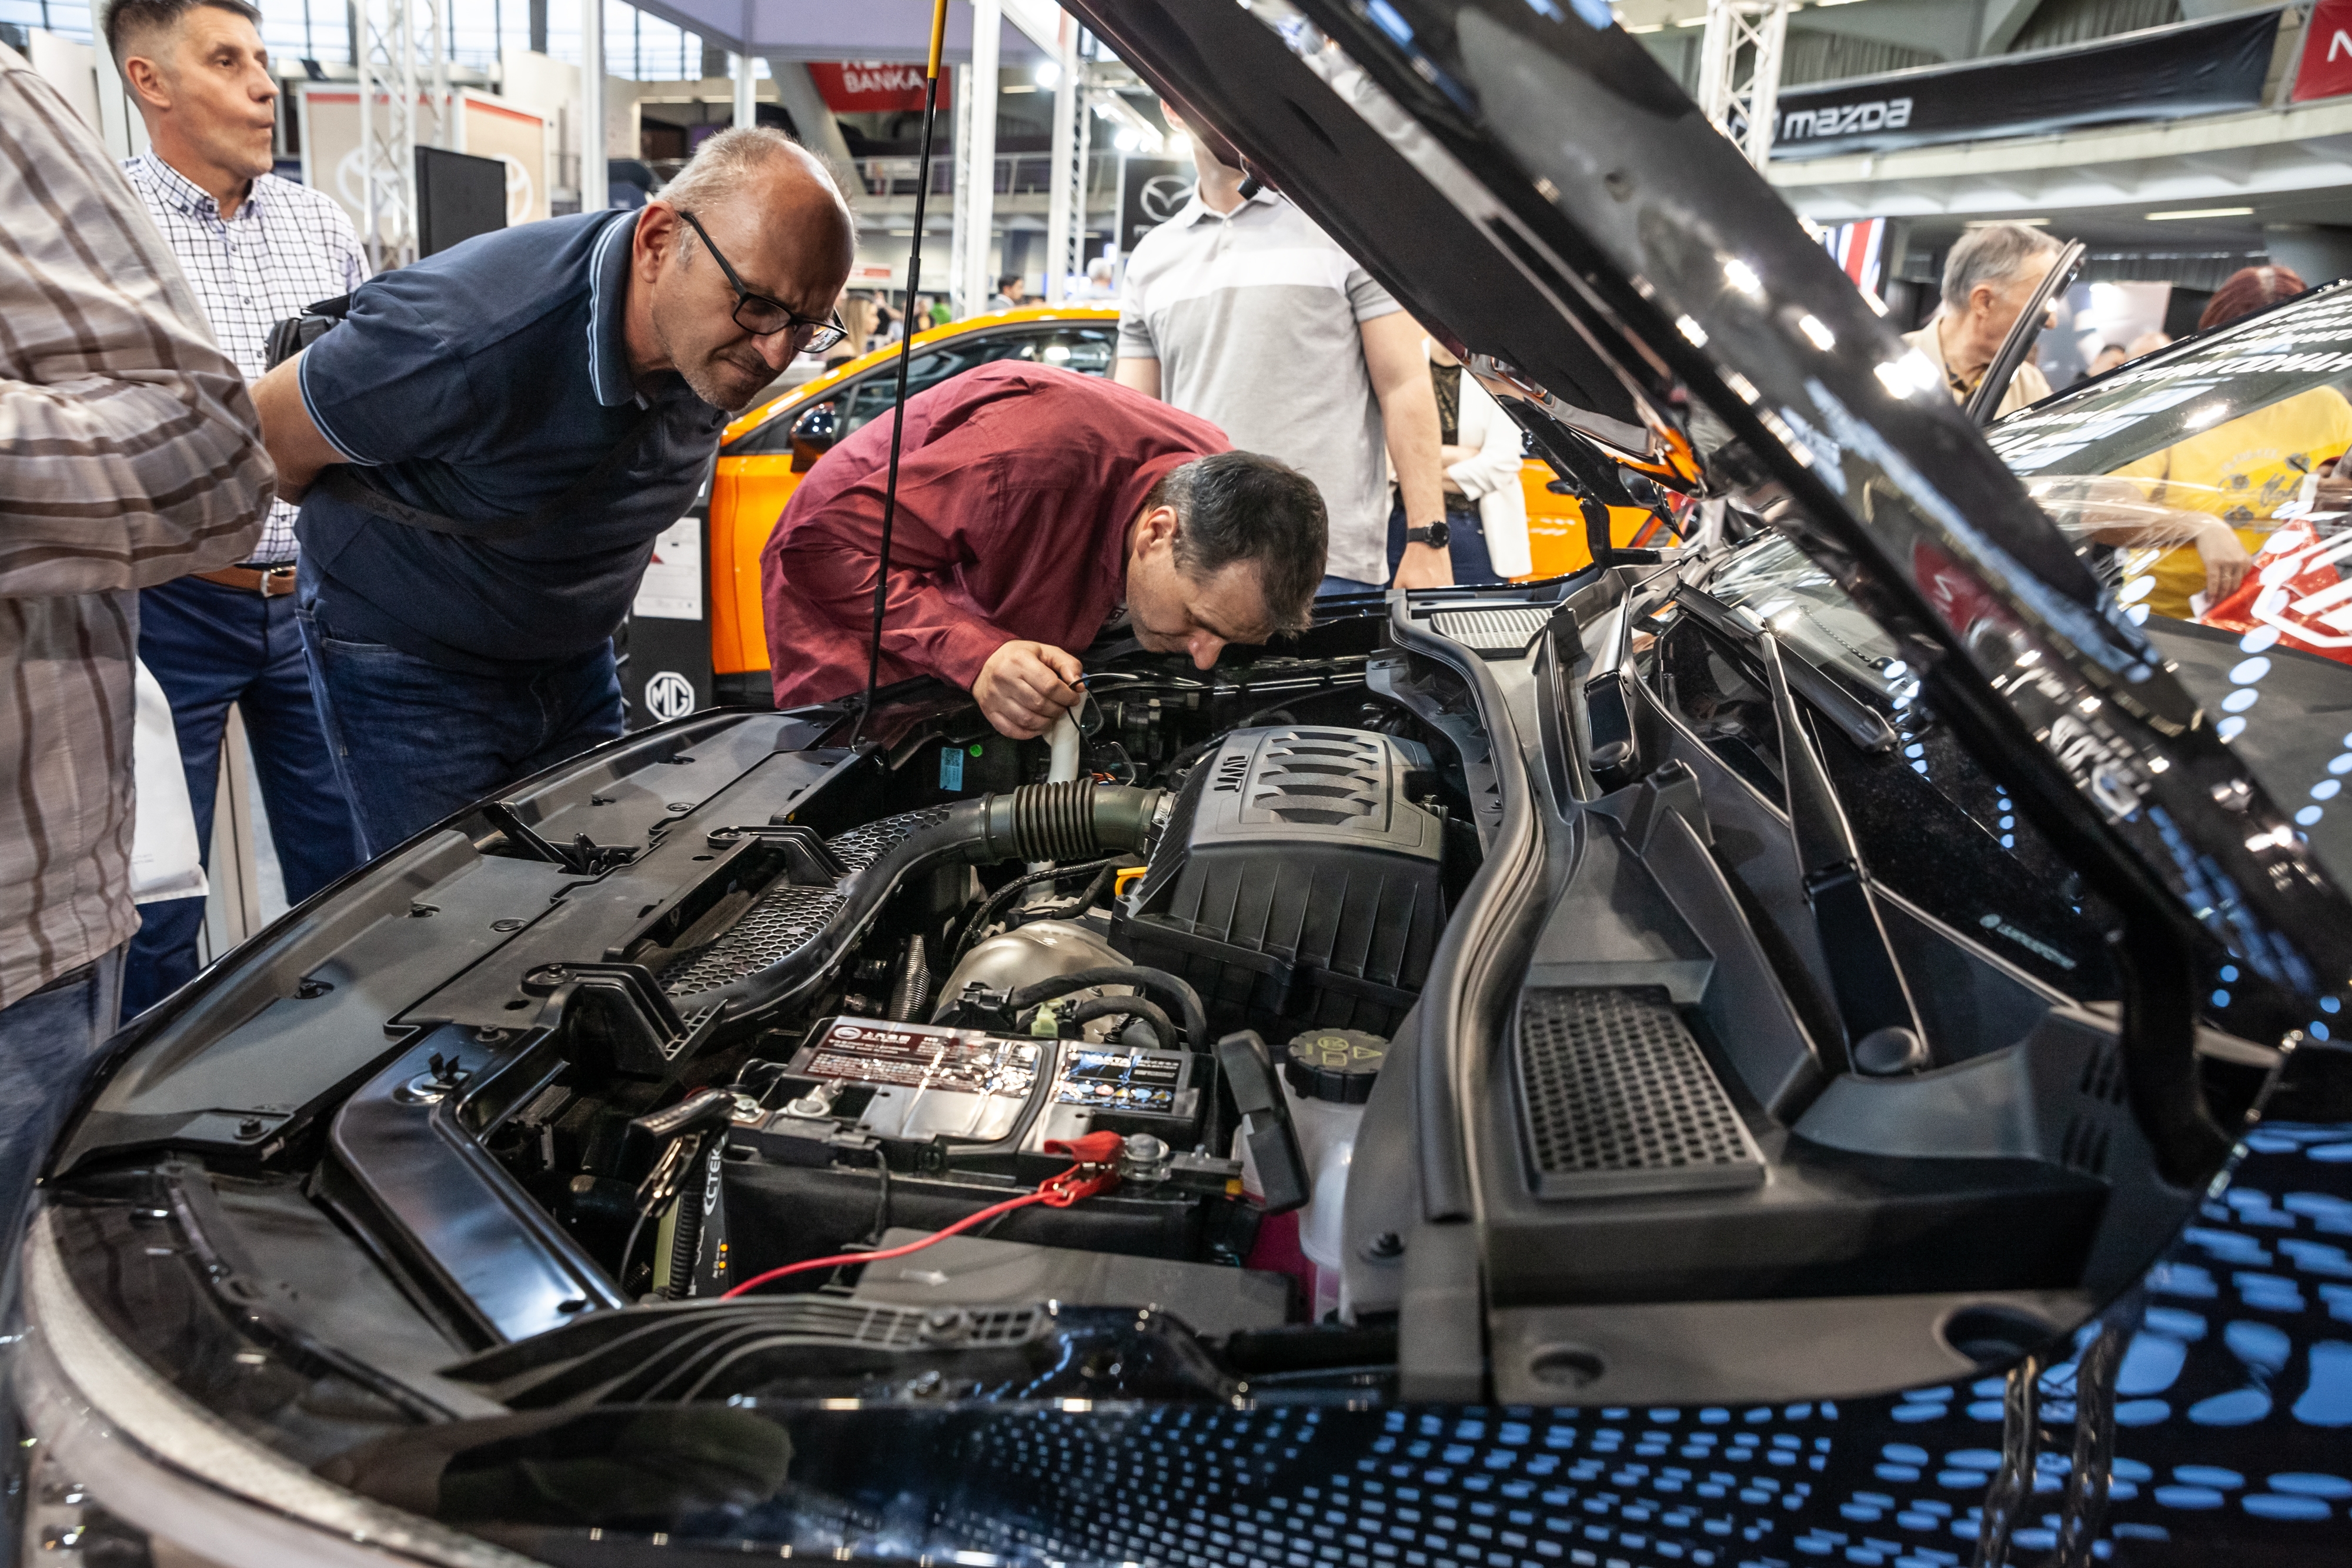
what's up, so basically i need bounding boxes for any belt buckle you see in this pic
[259,567,294,599]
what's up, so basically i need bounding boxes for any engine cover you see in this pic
[1113,726,1445,1037]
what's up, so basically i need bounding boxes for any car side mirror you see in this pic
[789,400,840,472]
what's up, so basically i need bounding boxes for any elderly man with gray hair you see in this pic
[248,126,855,852]
[1902,222,2064,421]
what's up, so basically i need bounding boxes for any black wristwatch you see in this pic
[1404,520,1451,549]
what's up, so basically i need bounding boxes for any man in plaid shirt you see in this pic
[0,38,270,1221]
[109,0,367,1018]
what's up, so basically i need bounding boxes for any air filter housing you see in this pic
[1112,727,1445,1037]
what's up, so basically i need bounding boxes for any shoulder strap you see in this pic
[314,406,666,541]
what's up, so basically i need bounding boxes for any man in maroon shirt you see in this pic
[761,362,1327,737]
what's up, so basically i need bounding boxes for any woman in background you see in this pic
[1385,335,1530,585]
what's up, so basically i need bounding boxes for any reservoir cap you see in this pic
[1284,1028,1387,1104]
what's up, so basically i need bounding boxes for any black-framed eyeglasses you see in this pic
[678,209,847,353]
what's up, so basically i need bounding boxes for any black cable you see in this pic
[617,1203,656,1296]
[1043,861,1119,921]
[950,855,1118,965]
[847,24,948,750]
[1065,995,1177,1051]
[1008,965,1209,1052]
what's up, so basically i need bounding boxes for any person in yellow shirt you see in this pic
[2107,267,2352,620]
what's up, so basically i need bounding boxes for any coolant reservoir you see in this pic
[1280,1028,1385,1323]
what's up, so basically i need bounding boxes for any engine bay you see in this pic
[44,578,2300,1429]
[248,618,1495,1397]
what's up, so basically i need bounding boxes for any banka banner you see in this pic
[808,61,947,115]
[1766,7,2280,162]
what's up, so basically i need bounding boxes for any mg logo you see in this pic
[644,671,696,721]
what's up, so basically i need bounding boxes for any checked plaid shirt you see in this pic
[0,44,272,1005]
[123,151,366,566]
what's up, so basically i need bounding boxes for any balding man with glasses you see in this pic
[249,128,854,852]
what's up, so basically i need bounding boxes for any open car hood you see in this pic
[1069,0,2352,1032]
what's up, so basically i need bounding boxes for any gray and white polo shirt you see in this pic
[1117,185,1402,584]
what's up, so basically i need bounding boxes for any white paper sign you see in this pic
[130,660,208,905]
[633,517,703,621]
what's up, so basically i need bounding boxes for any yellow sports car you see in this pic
[697,304,1660,702]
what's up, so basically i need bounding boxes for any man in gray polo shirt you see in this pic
[1115,103,1449,594]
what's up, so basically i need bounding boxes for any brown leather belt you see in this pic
[196,564,297,597]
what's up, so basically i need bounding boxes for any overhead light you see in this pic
[2147,206,2254,220]
[1114,128,1142,152]
[1623,21,1663,31]
[1963,216,2048,228]
[1034,62,1059,89]
[1798,313,1836,352]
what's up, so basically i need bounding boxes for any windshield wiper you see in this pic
[1672,584,1898,755]
[1758,631,1929,1076]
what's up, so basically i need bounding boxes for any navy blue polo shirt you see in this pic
[296,210,728,674]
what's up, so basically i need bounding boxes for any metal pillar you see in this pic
[422,0,450,153]
[353,0,453,268]
[1696,0,1789,170]
[580,0,606,212]
[732,46,754,131]
[1043,15,1084,303]
[946,63,969,320]
[355,0,417,268]
[957,0,1000,317]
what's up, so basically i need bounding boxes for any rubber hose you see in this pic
[673,783,1164,1021]
[1008,965,1209,1052]
[888,934,930,1022]
[1064,994,1177,1051]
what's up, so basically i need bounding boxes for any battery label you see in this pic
[799,1019,1037,1096]
[939,747,965,790]
[1054,1048,1187,1112]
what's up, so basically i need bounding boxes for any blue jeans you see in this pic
[123,576,364,1021]
[295,585,625,857]
[1387,498,1501,584]
[0,948,122,1236]
[1314,501,1502,597]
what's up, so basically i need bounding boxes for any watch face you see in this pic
[1420,520,1451,549]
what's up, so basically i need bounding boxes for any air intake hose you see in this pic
[676,780,1165,1023]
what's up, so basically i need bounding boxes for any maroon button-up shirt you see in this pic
[761,361,1228,708]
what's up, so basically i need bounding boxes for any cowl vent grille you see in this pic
[654,809,946,995]
[1514,987,1765,1198]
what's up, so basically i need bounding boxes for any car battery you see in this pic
[762,1018,1044,1150]
[736,1017,1207,1167]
